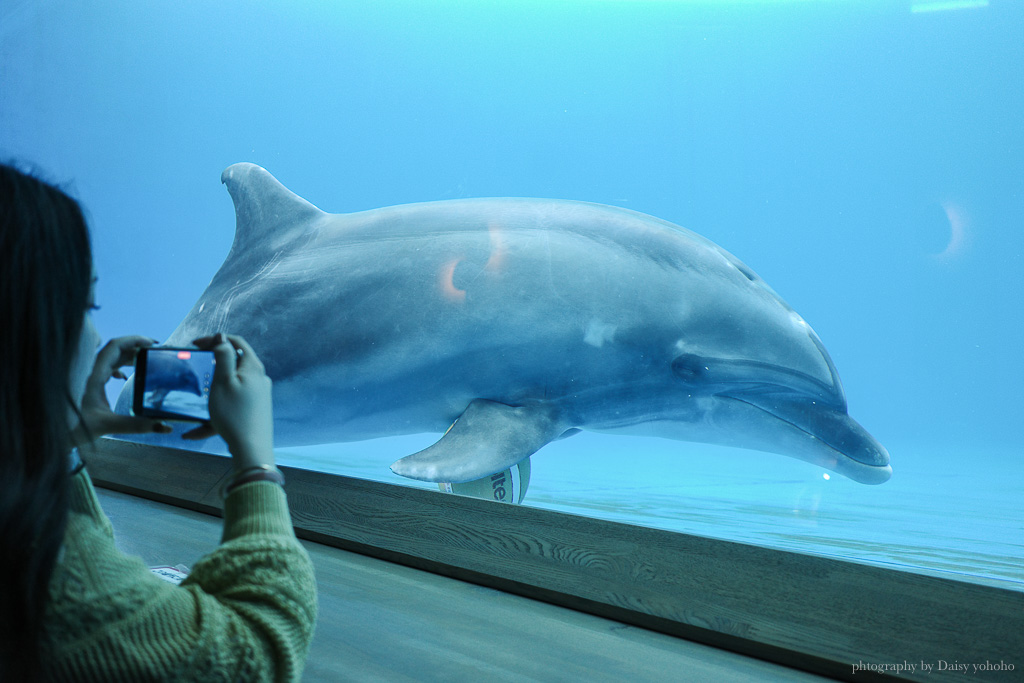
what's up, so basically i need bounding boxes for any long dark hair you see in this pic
[0,163,93,680]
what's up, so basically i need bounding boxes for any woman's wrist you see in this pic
[227,441,276,472]
[221,463,285,499]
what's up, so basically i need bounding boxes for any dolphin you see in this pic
[141,353,202,411]
[115,163,891,486]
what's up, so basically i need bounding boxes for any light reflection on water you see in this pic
[276,432,1023,591]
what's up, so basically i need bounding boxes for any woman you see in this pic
[0,163,317,681]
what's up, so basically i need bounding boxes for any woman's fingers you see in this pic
[225,334,265,375]
[181,423,217,440]
[192,333,267,382]
[88,336,156,388]
[81,336,153,411]
[193,333,238,384]
[190,334,221,348]
[98,335,156,368]
[190,333,273,464]
[100,413,172,435]
[73,411,171,447]
[74,335,165,443]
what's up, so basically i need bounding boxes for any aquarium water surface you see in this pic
[2,0,1021,590]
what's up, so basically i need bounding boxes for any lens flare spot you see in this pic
[933,201,970,262]
[485,221,508,273]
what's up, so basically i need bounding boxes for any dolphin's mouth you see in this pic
[673,353,845,411]
[720,389,892,485]
[673,343,890,484]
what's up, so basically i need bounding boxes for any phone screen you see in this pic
[133,347,215,422]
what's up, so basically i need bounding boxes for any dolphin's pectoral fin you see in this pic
[391,399,565,483]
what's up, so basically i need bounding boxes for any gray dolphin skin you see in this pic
[115,163,891,486]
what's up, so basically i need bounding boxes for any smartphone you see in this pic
[133,347,215,422]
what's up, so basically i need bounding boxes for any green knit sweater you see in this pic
[41,469,318,682]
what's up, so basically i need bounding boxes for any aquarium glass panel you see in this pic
[3,0,1020,591]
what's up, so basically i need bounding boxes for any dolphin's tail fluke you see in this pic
[221,163,326,257]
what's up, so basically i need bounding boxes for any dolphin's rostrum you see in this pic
[116,163,891,486]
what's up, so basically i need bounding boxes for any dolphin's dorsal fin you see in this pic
[221,163,325,256]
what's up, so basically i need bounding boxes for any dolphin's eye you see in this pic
[672,354,707,383]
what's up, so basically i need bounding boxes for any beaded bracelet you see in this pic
[221,464,286,499]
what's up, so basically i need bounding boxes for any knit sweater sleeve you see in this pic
[43,469,317,683]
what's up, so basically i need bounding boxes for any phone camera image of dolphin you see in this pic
[142,353,203,411]
[115,163,890,490]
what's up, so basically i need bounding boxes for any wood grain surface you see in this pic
[97,485,830,682]
[85,438,1023,683]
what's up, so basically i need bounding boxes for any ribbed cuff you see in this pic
[222,480,297,542]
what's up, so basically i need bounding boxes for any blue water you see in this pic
[3,1,1021,589]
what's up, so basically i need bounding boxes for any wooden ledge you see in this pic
[84,438,1022,683]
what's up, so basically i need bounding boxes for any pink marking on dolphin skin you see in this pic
[440,259,466,302]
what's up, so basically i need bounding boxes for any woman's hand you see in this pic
[183,333,275,472]
[73,336,173,445]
